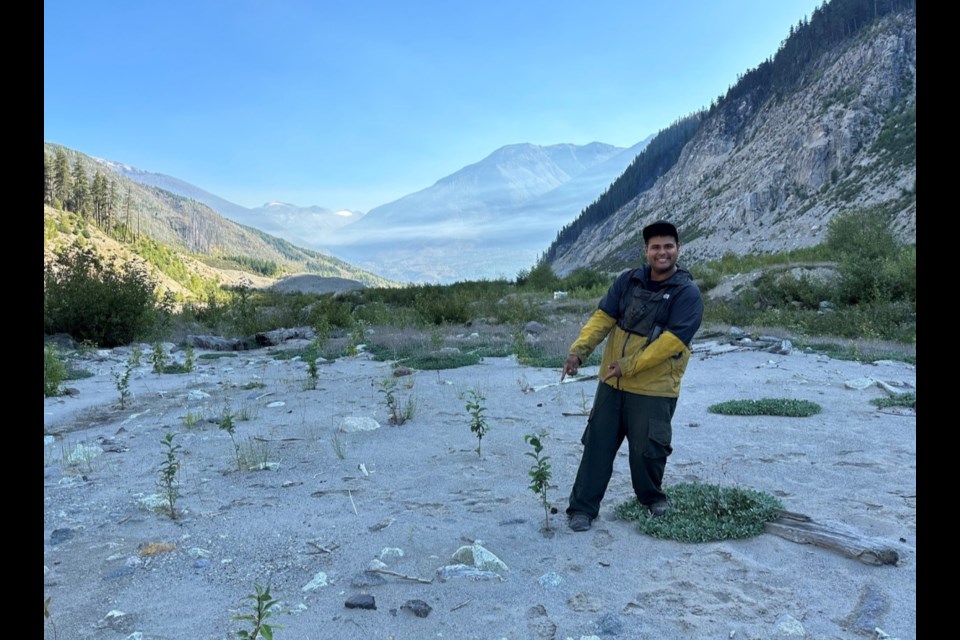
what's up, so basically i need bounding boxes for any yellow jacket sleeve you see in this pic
[617,330,687,378]
[569,309,616,363]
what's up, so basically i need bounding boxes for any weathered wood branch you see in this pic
[368,567,433,584]
[532,374,598,393]
[765,510,901,566]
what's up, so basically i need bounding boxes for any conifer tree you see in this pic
[70,159,90,216]
[53,148,71,209]
[44,152,54,205]
[91,170,108,227]
[106,179,118,234]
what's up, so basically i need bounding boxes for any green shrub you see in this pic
[826,208,915,305]
[413,286,471,324]
[615,482,783,542]
[44,245,172,348]
[44,346,68,397]
[518,261,561,291]
[706,298,916,345]
[560,267,609,293]
[751,270,833,310]
[309,295,356,329]
[707,398,821,417]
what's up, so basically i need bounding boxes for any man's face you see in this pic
[644,234,679,278]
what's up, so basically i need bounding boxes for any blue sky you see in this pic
[45,0,822,213]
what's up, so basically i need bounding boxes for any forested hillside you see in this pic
[43,142,395,296]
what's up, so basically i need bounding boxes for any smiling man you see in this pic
[560,220,704,532]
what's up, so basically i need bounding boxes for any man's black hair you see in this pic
[642,220,679,244]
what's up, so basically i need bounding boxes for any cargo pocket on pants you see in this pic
[580,407,595,446]
[644,418,673,458]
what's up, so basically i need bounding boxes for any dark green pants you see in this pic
[566,383,677,519]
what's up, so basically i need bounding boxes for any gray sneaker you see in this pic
[568,512,592,532]
[648,500,670,518]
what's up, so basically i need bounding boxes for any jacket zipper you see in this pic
[617,333,631,390]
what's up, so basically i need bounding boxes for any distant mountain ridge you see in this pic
[319,140,652,282]
[97,160,250,221]
[97,139,654,284]
[101,160,366,246]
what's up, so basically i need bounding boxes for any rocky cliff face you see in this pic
[549,10,915,275]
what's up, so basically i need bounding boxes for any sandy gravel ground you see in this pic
[43,333,916,640]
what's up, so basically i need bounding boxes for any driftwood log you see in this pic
[765,510,901,566]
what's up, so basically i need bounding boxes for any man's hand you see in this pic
[601,361,622,383]
[560,354,581,381]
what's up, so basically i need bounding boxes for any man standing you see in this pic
[561,220,703,532]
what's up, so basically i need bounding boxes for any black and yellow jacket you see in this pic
[568,265,703,398]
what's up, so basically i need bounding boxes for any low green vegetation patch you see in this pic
[159,363,192,374]
[399,352,482,370]
[467,344,514,358]
[270,343,349,362]
[364,339,486,370]
[364,341,420,362]
[708,398,821,417]
[615,482,784,542]
[870,392,915,410]
[66,366,95,381]
[198,352,239,360]
[803,342,915,365]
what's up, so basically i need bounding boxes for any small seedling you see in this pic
[331,430,346,460]
[183,410,203,428]
[158,432,182,519]
[236,403,259,421]
[578,389,592,414]
[397,393,416,425]
[62,439,100,474]
[183,344,195,372]
[219,406,243,471]
[44,595,58,640]
[151,342,169,374]
[517,375,532,393]
[347,320,367,355]
[379,378,397,408]
[238,436,274,471]
[305,357,319,390]
[233,583,282,639]
[313,317,331,352]
[113,362,133,408]
[524,432,553,531]
[465,389,489,457]
[129,347,143,367]
[380,378,414,425]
